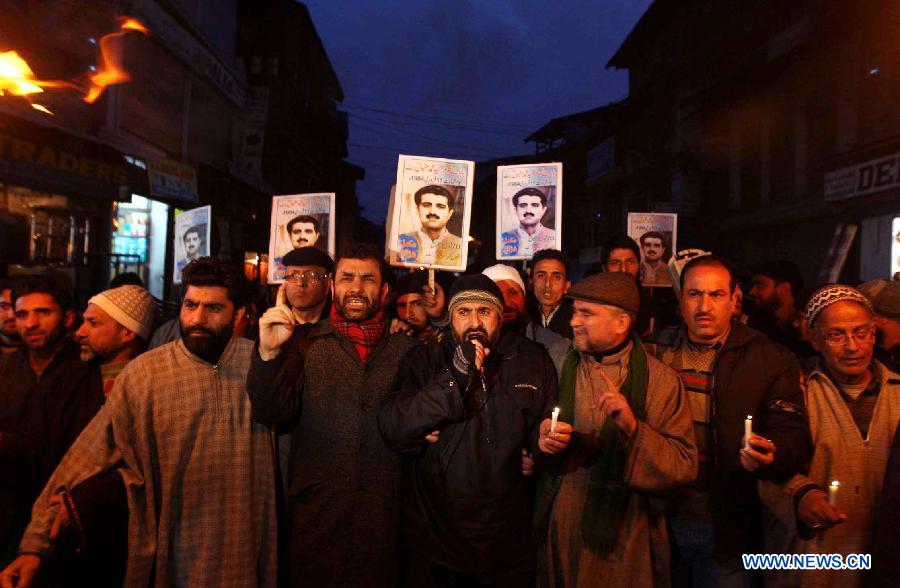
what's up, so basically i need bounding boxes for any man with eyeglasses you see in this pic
[280,247,333,327]
[759,285,900,588]
[249,242,417,587]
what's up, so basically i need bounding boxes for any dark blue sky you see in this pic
[304,0,652,223]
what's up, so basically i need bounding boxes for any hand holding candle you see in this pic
[539,412,572,455]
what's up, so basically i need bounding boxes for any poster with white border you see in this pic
[173,205,211,284]
[267,193,336,284]
[627,212,678,287]
[388,155,474,271]
[496,162,563,260]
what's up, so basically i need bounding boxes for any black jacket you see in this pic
[649,322,812,560]
[0,341,103,565]
[378,330,558,576]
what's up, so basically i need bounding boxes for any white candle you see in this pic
[744,415,753,450]
[829,480,839,506]
[551,407,560,433]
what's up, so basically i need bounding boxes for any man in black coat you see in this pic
[378,274,566,587]
[647,255,812,587]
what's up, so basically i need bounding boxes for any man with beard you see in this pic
[647,255,811,587]
[747,260,814,360]
[500,188,557,257]
[0,276,103,567]
[75,285,155,395]
[0,279,22,355]
[482,264,529,331]
[0,258,278,588]
[286,215,322,250]
[398,185,462,266]
[248,242,417,587]
[379,274,561,586]
[534,272,697,587]
[639,231,671,286]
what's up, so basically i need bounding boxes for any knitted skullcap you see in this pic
[88,285,156,340]
[804,284,873,330]
[448,274,504,317]
[566,272,640,315]
[482,264,526,294]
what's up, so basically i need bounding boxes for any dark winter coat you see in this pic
[648,321,812,560]
[378,330,558,577]
[247,319,416,588]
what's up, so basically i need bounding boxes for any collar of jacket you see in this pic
[14,337,81,378]
[807,357,900,389]
[667,320,759,354]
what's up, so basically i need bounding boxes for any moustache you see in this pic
[523,213,535,218]
[464,328,488,344]
[426,214,440,220]
[694,313,715,321]
[185,326,215,337]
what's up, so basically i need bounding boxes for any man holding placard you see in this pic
[760,285,900,587]
[647,255,811,587]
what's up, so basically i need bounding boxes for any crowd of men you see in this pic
[0,234,898,588]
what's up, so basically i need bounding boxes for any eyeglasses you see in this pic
[821,325,875,348]
[284,271,329,284]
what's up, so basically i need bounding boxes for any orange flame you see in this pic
[0,16,148,113]
[84,17,149,104]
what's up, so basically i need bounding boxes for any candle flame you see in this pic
[831,480,839,487]
[746,415,752,420]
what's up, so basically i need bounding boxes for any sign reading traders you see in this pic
[824,151,900,202]
[0,114,139,200]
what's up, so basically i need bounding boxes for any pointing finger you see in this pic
[276,284,286,308]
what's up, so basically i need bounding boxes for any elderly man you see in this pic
[379,274,560,586]
[1,258,277,588]
[534,272,697,587]
[761,285,900,588]
[858,279,900,374]
[249,243,416,587]
[648,255,811,587]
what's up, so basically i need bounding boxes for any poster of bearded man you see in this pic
[627,212,678,287]
[388,155,474,271]
[496,162,563,260]
[173,205,211,284]
[267,193,335,284]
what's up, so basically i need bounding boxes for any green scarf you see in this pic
[533,334,649,553]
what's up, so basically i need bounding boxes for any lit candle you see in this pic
[744,415,753,450]
[829,480,839,506]
[551,407,560,433]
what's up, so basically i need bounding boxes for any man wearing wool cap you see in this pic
[760,284,900,588]
[534,272,697,587]
[76,285,155,395]
[379,273,562,586]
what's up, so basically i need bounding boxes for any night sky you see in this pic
[304,0,653,223]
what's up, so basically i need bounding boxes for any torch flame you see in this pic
[0,16,148,113]
[85,17,149,104]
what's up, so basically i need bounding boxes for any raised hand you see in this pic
[421,282,446,319]
[596,370,638,438]
[258,284,295,360]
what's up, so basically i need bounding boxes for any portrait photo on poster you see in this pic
[496,163,562,260]
[268,193,336,284]
[172,205,212,284]
[627,212,678,288]
[388,155,474,271]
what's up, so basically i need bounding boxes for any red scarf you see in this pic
[331,306,385,364]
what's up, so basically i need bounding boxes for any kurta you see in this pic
[539,343,697,588]
[17,337,278,588]
[760,361,900,588]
